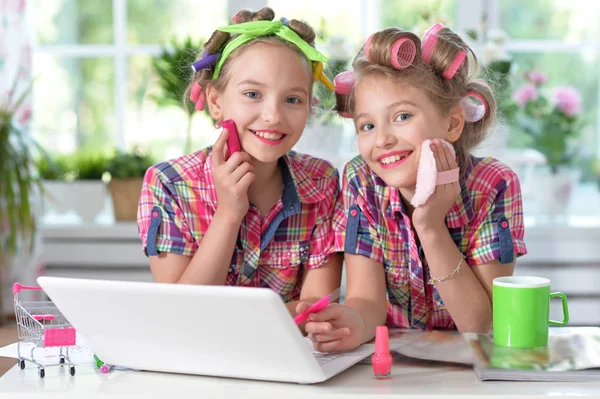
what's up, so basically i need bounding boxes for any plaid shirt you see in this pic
[138,148,340,303]
[333,155,527,330]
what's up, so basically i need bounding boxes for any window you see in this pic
[32,0,228,160]
[31,0,600,219]
[488,0,600,218]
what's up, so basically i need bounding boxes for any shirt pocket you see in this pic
[383,250,410,307]
[226,247,244,286]
[258,240,310,299]
[383,246,409,287]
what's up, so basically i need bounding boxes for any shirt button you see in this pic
[152,211,159,218]
[350,209,358,217]
[501,221,508,229]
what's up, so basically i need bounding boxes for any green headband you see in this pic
[212,20,328,79]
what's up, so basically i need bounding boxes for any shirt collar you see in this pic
[205,152,327,207]
[280,153,328,205]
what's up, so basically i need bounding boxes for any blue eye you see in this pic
[395,113,411,122]
[245,91,260,99]
[285,97,301,104]
[360,123,375,132]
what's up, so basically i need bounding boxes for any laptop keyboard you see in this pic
[313,352,342,366]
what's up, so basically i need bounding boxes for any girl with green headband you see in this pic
[137,7,342,327]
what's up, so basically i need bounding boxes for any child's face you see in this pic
[213,42,312,163]
[354,76,452,189]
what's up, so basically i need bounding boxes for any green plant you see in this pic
[36,153,73,180]
[151,36,205,153]
[73,152,109,180]
[107,148,155,179]
[0,77,42,261]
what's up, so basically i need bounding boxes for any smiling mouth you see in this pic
[378,152,412,168]
[251,130,284,141]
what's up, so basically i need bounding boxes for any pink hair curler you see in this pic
[420,23,444,64]
[390,37,416,69]
[363,34,374,60]
[194,92,206,111]
[334,71,355,96]
[190,82,202,102]
[442,49,466,79]
[460,91,486,122]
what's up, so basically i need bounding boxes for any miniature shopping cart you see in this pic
[13,282,76,378]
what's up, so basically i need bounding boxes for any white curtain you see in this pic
[1,0,43,312]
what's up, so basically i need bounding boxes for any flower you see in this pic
[525,71,547,85]
[513,84,538,108]
[511,70,585,170]
[554,86,582,117]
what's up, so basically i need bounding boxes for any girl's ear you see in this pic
[446,103,464,143]
[206,84,223,121]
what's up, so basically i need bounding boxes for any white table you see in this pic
[1,355,599,398]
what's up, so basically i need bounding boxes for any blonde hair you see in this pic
[337,27,497,173]
[184,7,317,110]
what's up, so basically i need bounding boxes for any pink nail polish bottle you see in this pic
[372,326,392,378]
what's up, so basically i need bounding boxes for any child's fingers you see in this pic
[313,338,348,353]
[444,144,458,169]
[296,302,311,315]
[237,171,254,191]
[434,140,450,171]
[432,140,443,173]
[212,128,229,166]
[304,321,333,334]
[230,161,253,183]
[307,305,341,322]
[310,328,351,343]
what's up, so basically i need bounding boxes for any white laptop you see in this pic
[37,276,374,384]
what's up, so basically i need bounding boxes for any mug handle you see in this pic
[549,292,569,326]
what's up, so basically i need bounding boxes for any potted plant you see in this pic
[152,36,205,154]
[37,153,73,218]
[512,71,586,218]
[71,152,109,223]
[0,78,42,324]
[106,148,155,222]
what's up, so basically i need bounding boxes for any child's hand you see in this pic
[298,302,366,353]
[412,139,461,234]
[211,128,254,223]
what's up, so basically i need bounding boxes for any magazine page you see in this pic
[465,327,600,373]
[388,329,474,365]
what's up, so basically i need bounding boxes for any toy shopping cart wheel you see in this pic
[13,282,77,378]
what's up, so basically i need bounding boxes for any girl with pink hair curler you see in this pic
[300,24,528,352]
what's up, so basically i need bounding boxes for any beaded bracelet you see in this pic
[428,255,464,286]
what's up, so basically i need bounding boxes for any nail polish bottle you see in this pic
[372,325,392,378]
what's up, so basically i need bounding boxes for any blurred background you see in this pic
[1,0,600,327]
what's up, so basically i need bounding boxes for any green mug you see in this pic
[493,276,569,349]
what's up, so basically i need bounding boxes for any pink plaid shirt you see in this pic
[333,155,527,330]
[138,148,340,302]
